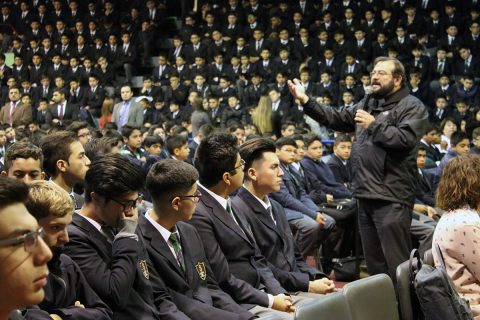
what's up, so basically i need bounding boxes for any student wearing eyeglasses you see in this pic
[137,159,254,319]
[0,177,52,320]
[63,154,190,320]
[23,181,112,320]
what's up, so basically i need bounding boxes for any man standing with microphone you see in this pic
[288,57,428,282]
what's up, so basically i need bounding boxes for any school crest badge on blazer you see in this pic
[195,262,206,280]
[139,260,150,279]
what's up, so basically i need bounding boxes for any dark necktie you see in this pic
[101,225,115,243]
[169,232,185,272]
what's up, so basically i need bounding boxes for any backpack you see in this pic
[410,247,474,320]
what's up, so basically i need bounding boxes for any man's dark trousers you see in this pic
[358,199,412,281]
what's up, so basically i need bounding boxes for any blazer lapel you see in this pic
[71,213,111,256]
[238,188,280,238]
[138,214,185,277]
[198,185,253,246]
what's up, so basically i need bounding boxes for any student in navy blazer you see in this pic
[138,160,254,320]
[189,133,296,318]
[232,138,335,295]
[64,155,189,320]
[269,137,335,259]
[301,135,353,200]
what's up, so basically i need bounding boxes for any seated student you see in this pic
[437,131,471,175]
[144,135,163,159]
[433,155,480,317]
[66,121,93,146]
[138,160,254,320]
[451,98,473,125]
[228,124,246,146]
[166,134,190,162]
[40,131,91,209]
[64,154,190,319]
[301,134,353,201]
[471,128,480,155]
[143,134,164,170]
[298,135,356,258]
[429,94,451,125]
[24,181,112,319]
[420,123,443,168]
[232,138,335,295]
[407,147,438,256]
[327,134,353,188]
[221,95,248,129]
[188,124,214,165]
[280,122,296,138]
[414,146,437,212]
[119,125,147,166]
[1,142,45,183]
[189,133,297,318]
[269,137,335,260]
[0,177,52,320]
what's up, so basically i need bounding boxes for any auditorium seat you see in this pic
[294,292,352,320]
[396,259,423,320]
[342,274,400,320]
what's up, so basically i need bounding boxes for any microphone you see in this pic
[363,86,373,113]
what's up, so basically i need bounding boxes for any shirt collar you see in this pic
[242,186,271,211]
[198,181,228,210]
[78,212,103,233]
[145,209,177,242]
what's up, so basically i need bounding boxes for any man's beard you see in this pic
[371,79,394,99]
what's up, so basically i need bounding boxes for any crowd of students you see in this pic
[1,0,480,319]
[0,0,479,142]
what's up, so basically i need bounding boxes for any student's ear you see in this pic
[56,159,68,173]
[247,167,256,181]
[173,147,180,156]
[223,172,231,186]
[171,197,181,211]
[40,171,46,180]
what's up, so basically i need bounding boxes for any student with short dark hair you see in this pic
[270,137,335,260]
[437,131,471,175]
[24,181,112,320]
[166,134,189,161]
[327,134,353,188]
[66,121,92,146]
[120,125,147,166]
[40,131,91,209]
[83,137,120,162]
[2,142,45,183]
[138,160,254,319]
[190,133,296,318]
[420,123,443,168]
[0,177,52,319]
[233,138,335,295]
[64,154,190,320]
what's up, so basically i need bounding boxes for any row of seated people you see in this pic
[1,70,479,158]
[6,109,472,318]
[1,128,349,319]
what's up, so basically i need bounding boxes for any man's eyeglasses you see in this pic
[0,228,44,253]
[109,194,143,212]
[172,190,203,203]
